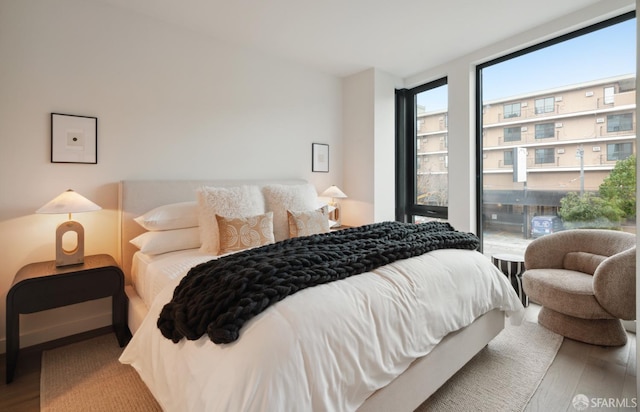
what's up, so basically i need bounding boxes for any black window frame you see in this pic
[475,11,635,247]
[396,77,448,222]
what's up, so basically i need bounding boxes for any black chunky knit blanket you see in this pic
[157,221,479,344]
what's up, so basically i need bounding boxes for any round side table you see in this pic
[491,253,529,307]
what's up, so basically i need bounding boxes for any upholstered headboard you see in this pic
[118,179,307,283]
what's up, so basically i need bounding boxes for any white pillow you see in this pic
[130,227,201,255]
[134,201,198,231]
[263,183,319,242]
[197,185,265,255]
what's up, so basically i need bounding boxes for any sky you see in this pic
[417,17,636,110]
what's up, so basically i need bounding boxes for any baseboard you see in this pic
[0,312,111,354]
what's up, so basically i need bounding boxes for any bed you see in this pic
[117,179,524,412]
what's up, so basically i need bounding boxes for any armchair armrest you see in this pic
[593,247,636,320]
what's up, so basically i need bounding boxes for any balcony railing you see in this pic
[485,91,635,124]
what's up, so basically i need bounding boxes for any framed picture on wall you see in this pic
[51,113,98,164]
[312,143,329,172]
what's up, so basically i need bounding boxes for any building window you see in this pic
[535,123,555,139]
[534,148,555,164]
[604,86,615,104]
[535,97,554,114]
[504,127,521,142]
[607,113,633,132]
[607,142,633,161]
[504,150,513,166]
[503,103,521,118]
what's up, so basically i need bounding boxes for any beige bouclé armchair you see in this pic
[522,229,636,346]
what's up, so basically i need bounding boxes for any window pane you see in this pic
[480,14,636,259]
[534,148,555,164]
[604,86,615,104]
[504,103,521,118]
[607,113,634,132]
[535,97,554,114]
[504,127,521,142]
[503,150,513,166]
[535,123,555,139]
[416,84,448,207]
[607,142,633,161]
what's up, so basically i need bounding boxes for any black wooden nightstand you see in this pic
[5,254,130,383]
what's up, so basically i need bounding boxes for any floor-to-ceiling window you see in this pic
[477,12,636,256]
[396,78,449,223]
[396,78,449,222]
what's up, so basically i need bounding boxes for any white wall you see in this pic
[342,70,375,226]
[342,68,401,226]
[0,0,342,351]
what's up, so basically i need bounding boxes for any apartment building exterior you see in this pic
[416,74,636,237]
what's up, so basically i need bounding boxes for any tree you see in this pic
[599,154,636,219]
[558,192,623,229]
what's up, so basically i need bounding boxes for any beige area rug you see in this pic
[41,322,562,412]
[41,334,161,412]
[416,320,563,412]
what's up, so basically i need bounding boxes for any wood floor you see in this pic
[524,306,637,412]
[0,308,636,412]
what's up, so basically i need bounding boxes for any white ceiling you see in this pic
[98,0,606,78]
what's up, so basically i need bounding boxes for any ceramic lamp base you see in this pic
[55,220,85,267]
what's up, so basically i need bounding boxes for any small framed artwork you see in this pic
[51,113,98,164]
[312,143,329,172]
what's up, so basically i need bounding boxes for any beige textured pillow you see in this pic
[216,212,275,254]
[287,207,330,238]
[197,185,265,255]
[263,183,319,242]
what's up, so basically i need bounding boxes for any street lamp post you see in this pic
[576,145,584,195]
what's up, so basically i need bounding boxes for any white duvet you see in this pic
[120,249,524,412]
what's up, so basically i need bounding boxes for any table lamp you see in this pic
[36,189,101,267]
[320,185,347,227]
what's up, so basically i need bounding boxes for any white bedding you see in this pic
[132,249,215,308]
[120,248,524,412]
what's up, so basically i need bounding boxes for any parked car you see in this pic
[531,215,564,238]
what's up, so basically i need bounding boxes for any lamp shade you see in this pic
[320,185,347,199]
[36,189,101,215]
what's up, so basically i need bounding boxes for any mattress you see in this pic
[121,248,524,411]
